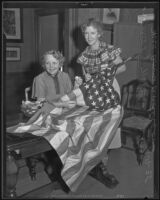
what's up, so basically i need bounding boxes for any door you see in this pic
[34,9,67,71]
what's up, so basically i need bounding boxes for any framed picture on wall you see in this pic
[6,47,21,61]
[3,8,23,43]
[102,8,120,24]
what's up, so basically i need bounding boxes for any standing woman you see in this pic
[77,18,126,188]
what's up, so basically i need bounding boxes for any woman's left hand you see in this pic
[113,56,123,65]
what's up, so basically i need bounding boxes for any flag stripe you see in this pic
[64,107,122,191]
[61,111,112,177]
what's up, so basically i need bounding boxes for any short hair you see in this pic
[41,50,65,68]
[81,18,104,38]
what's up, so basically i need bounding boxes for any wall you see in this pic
[6,8,36,73]
[6,8,37,121]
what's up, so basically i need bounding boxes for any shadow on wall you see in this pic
[68,26,87,83]
[17,62,43,100]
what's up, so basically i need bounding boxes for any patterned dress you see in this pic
[77,41,122,111]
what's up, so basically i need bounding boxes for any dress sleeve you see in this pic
[77,51,88,66]
[101,45,122,62]
[108,45,122,61]
[31,75,46,99]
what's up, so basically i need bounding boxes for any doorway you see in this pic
[34,9,68,72]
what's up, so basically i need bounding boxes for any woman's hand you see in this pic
[74,76,83,88]
[113,56,123,65]
[85,73,92,82]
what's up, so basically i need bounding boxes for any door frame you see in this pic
[34,8,69,72]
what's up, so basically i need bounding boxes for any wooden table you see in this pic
[5,132,52,198]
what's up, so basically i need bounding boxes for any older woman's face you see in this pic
[44,55,60,76]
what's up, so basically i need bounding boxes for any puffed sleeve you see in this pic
[101,45,122,62]
[77,51,88,65]
[31,75,46,99]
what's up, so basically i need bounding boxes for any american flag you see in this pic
[7,106,123,192]
[7,65,124,192]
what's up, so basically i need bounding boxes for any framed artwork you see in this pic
[102,8,120,24]
[3,8,23,43]
[6,47,21,61]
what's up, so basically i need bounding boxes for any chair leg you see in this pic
[26,156,39,180]
[146,123,155,152]
[137,137,146,165]
[133,135,145,166]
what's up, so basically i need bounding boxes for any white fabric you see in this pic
[108,78,121,149]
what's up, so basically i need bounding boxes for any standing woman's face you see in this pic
[44,55,60,77]
[84,25,101,48]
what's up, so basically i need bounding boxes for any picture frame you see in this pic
[102,8,120,24]
[6,47,21,61]
[3,8,23,43]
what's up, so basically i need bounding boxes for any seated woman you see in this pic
[31,50,73,103]
[26,50,75,189]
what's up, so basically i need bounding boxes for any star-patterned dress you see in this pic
[77,41,122,111]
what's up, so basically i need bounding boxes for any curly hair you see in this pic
[41,50,65,68]
[81,18,104,39]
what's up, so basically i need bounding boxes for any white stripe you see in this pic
[14,125,31,133]
[60,150,68,165]
[49,131,69,150]
[73,88,86,106]
[61,94,70,102]
[33,114,43,125]
[50,107,63,114]
[31,127,50,136]
[87,115,103,141]
[55,120,67,131]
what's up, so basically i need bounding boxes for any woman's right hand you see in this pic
[74,76,83,88]
[85,73,91,82]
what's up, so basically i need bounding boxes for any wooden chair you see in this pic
[121,79,155,165]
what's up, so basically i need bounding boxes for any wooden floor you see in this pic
[16,138,154,199]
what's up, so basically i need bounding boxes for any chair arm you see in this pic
[25,87,31,101]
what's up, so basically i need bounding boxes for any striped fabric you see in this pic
[7,68,123,191]
[7,103,123,192]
